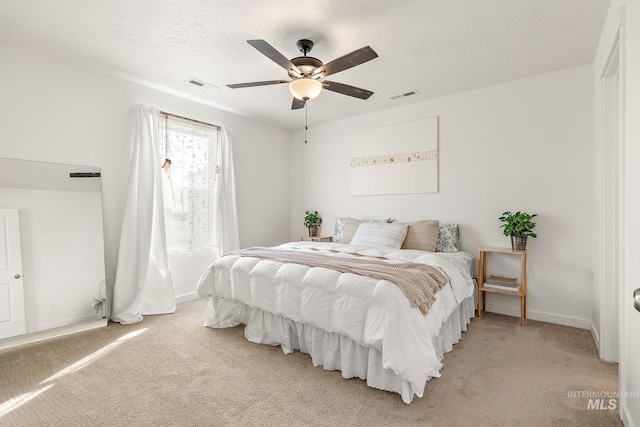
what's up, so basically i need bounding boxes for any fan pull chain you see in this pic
[304,103,308,144]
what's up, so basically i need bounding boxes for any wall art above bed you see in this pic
[349,116,438,196]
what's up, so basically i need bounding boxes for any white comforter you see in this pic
[196,241,475,399]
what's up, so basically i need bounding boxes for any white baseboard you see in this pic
[26,313,105,335]
[175,292,199,304]
[484,302,591,329]
[0,318,107,355]
[590,321,601,355]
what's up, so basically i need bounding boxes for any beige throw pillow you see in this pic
[340,217,362,244]
[402,220,440,252]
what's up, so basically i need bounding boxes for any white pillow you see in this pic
[350,222,409,249]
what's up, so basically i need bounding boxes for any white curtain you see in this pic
[213,127,240,255]
[111,105,175,324]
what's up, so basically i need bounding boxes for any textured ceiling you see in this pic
[0,0,610,129]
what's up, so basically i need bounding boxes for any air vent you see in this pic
[188,79,205,87]
[390,89,420,100]
[186,78,220,90]
[70,172,101,178]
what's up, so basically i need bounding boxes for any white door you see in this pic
[0,209,26,339]
[622,244,640,421]
[621,123,640,423]
[620,5,640,423]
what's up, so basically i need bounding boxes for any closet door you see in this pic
[0,209,26,339]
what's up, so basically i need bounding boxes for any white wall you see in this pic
[0,187,104,332]
[290,65,594,328]
[0,41,292,330]
[0,39,597,331]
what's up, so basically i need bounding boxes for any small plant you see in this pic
[499,211,537,238]
[303,210,323,228]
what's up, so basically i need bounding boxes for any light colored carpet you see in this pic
[0,299,621,426]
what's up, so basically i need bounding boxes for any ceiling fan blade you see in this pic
[312,46,378,78]
[247,39,302,77]
[291,97,306,110]
[227,80,289,89]
[323,81,373,100]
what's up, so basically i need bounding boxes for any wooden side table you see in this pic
[477,246,527,326]
[300,236,333,242]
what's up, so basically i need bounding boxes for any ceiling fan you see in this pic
[227,39,378,110]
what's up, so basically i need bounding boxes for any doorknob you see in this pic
[635,288,640,313]
[14,274,21,279]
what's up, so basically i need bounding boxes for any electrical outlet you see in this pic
[49,301,56,310]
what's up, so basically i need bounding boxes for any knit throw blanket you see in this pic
[232,247,449,316]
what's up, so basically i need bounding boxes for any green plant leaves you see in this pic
[303,210,323,228]
[498,211,537,238]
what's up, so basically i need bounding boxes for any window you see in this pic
[159,113,219,252]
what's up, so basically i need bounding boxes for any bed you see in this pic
[196,219,475,403]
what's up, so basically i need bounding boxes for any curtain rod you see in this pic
[160,111,220,130]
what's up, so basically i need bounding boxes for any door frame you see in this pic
[596,32,621,363]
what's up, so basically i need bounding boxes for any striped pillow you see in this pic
[350,222,409,249]
[334,217,387,243]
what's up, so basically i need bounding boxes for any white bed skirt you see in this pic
[203,295,475,404]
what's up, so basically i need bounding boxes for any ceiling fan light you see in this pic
[289,78,322,101]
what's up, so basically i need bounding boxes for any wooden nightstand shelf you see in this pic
[300,236,333,242]
[477,246,527,326]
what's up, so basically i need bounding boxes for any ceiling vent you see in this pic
[186,78,220,90]
[390,89,420,100]
[187,78,205,87]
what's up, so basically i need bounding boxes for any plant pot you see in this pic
[308,226,318,237]
[511,236,528,251]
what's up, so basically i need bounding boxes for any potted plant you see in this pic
[303,210,323,237]
[499,211,537,250]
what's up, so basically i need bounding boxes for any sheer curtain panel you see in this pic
[111,105,176,324]
[160,115,217,251]
[214,127,240,255]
